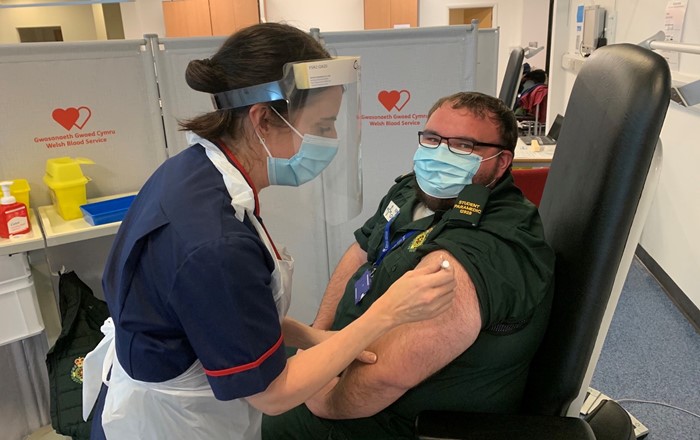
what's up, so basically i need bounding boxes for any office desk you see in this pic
[513,138,555,168]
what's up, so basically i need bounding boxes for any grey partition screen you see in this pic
[317,25,479,267]
[149,35,227,157]
[0,39,167,207]
[476,28,500,96]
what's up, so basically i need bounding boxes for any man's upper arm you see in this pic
[320,250,481,417]
[365,250,480,386]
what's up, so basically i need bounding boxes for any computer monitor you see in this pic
[520,114,564,145]
[547,114,565,140]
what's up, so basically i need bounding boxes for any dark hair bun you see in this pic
[185,58,227,94]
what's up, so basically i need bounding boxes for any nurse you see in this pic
[82,23,456,440]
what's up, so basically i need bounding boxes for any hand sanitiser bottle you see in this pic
[0,180,30,238]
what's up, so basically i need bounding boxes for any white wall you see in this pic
[119,0,165,39]
[634,0,700,309]
[264,0,364,31]
[521,0,550,70]
[549,0,700,309]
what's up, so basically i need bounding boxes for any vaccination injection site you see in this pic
[1,1,699,439]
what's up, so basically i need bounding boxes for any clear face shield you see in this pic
[212,56,362,224]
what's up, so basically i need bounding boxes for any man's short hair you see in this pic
[427,92,518,152]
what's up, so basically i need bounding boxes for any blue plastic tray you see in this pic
[80,195,136,226]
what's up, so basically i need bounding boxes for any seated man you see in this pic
[515,69,548,124]
[518,68,546,96]
[263,92,555,439]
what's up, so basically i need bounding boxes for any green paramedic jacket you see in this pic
[46,271,110,440]
[330,172,555,437]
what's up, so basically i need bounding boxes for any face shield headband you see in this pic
[211,56,363,225]
[211,56,360,111]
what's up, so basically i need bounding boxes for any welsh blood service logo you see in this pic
[34,106,116,149]
[378,90,411,112]
[361,88,423,128]
[52,106,92,131]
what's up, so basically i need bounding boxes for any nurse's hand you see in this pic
[283,318,377,363]
[371,257,456,325]
[311,330,377,364]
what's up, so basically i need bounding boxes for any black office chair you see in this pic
[498,47,525,109]
[416,43,671,440]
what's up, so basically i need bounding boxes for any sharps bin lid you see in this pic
[44,157,94,181]
[44,157,93,188]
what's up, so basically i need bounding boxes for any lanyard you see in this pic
[216,141,281,260]
[355,214,417,305]
[374,216,418,268]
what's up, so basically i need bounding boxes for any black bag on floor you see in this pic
[46,271,110,440]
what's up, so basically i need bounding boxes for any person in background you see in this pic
[515,69,549,124]
[518,67,546,96]
[517,62,532,94]
[263,91,555,439]
[82,23,456,440]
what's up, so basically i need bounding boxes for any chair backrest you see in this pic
[512,167,549,207]
[524,44,671,416]
[498,47,525,108]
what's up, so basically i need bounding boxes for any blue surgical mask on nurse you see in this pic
[256,107,339,187]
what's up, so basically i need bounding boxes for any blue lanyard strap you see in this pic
[374,216,418,267]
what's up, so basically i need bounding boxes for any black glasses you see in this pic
[418,131,506,155]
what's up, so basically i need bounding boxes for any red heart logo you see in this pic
[75,107,92,129]
[377,90,411,112]
[395,90,410,111]
[52,106,92,131]
[52,108,79,131]
[378,90,400,111]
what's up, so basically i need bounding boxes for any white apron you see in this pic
[83,133,293,439]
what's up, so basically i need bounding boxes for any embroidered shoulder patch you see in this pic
[71,357,85,384]
[409,227,433,251]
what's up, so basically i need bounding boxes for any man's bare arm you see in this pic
[312,242,367,330]
[282,317,327,349]
[305,250,481,419]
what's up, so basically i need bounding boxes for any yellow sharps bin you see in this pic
[9,179,30,210]
[43,157,94,220]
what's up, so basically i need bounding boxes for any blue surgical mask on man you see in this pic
[257,108,339,187]
[413,144,502,198]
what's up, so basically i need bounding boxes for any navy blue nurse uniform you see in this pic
[90,143,287,439]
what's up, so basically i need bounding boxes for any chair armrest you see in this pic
[415,411,595,440]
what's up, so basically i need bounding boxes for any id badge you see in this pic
[354,268,373,305]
